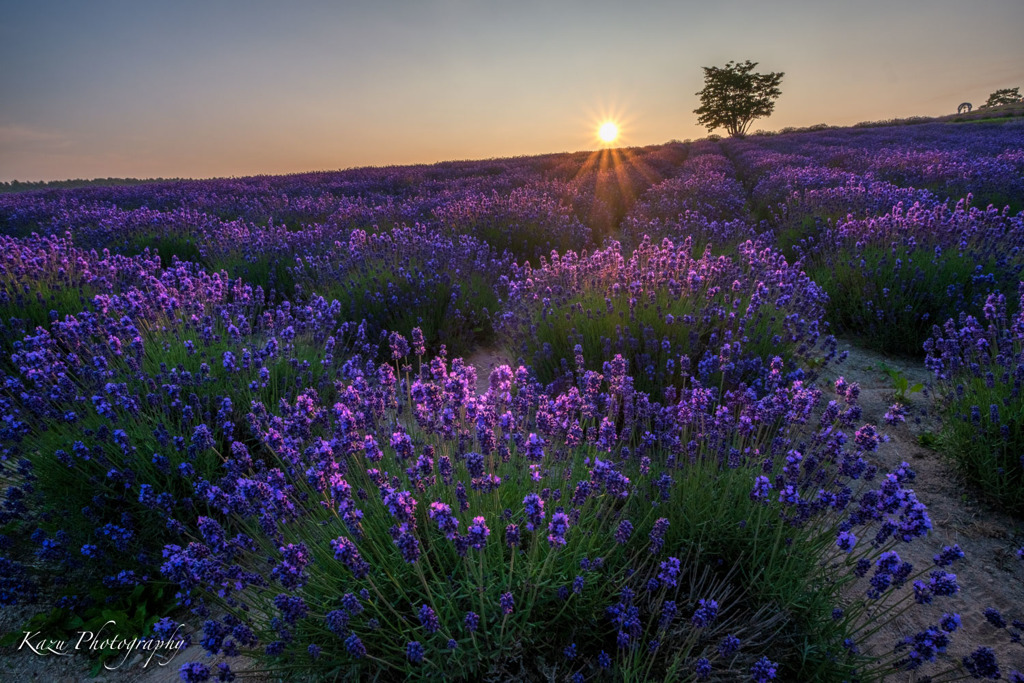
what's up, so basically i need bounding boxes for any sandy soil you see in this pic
[0,599,264,683]
[824,339,1024,679]
[466,345,515,395]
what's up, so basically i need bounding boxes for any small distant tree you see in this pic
[694,60,784,137]
[979,87,1021,109]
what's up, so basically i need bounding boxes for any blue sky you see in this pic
[2,0,1022,181]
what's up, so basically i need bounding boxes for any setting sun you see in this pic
[598,121,619,143]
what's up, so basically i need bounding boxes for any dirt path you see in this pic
[0,600,265,683]
[466,345,514,395]
[824,339,1024,679]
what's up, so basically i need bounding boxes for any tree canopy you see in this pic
[980,87,1021,109]
[694,60,784,137]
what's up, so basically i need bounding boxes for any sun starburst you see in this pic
[598,121,619,143]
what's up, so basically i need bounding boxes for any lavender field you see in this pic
[1,120,1023,681]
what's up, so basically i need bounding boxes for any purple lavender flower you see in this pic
[523,493,545,531]
[649,518,669,554]
[615,520,633,544]
[418,604,440,634]
[933,544,964,567]
[345,634,365,659]
[331,537,370,579]
[428,502,459,540]
[273,594,308,624]
[464,611,480,632]
[547,510,570,547]
[750,656,778,682]
[342,592,363,616]
[411,327,426,356]
[853,424,885,452]
[984,607,1007,629]
[659,600,677,628]
[179,662,211,682]
[467,516,490,550]
[718,633,740,657]
[391,524,421,564]
[406,640,424,664]
[691,599,719,628]
[750,475,772,503]
[657,557,681,588]
[215,662,235,682]
[895,626,949,670]
[499,592,515,614]
[325,610,349,636]
[383,489,417,525]
[836,531,857,552]
[884,403,906,425]
[525,432,545,461]
[962,647,1000,679]
[941,613,961,633]
[363,435,383,462]
[929,570,959,597]
[389,332,410,360]
[505,523,520,548]
[273,543,311,590]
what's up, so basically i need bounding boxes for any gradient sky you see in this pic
[2,0,1022,182]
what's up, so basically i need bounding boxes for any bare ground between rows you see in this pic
[824,339,1024,679]
[0,599,267,683]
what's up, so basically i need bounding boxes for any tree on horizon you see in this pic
[694,60,784,137]
[980,87,1022,109]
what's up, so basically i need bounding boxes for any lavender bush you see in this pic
[160,344,953,680]
[498,236,834,398]
[805,200,1023,355]
[925,286,1024,512]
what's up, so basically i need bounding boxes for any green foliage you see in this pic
[0,178,180,194]
[0,583,170,672]
[216,253,297,301]
[980,87,1022,109]
[809,245,1004,356]
[0,283,99,369]
[877,363,923,403]
[316,266,498,357]
[937,365,1024,514]
[123,233,204,268]
[694,61,784,137]
[291,235,506,357]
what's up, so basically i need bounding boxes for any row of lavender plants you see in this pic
[1,120,1022,680]
[720,123,1023,517]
